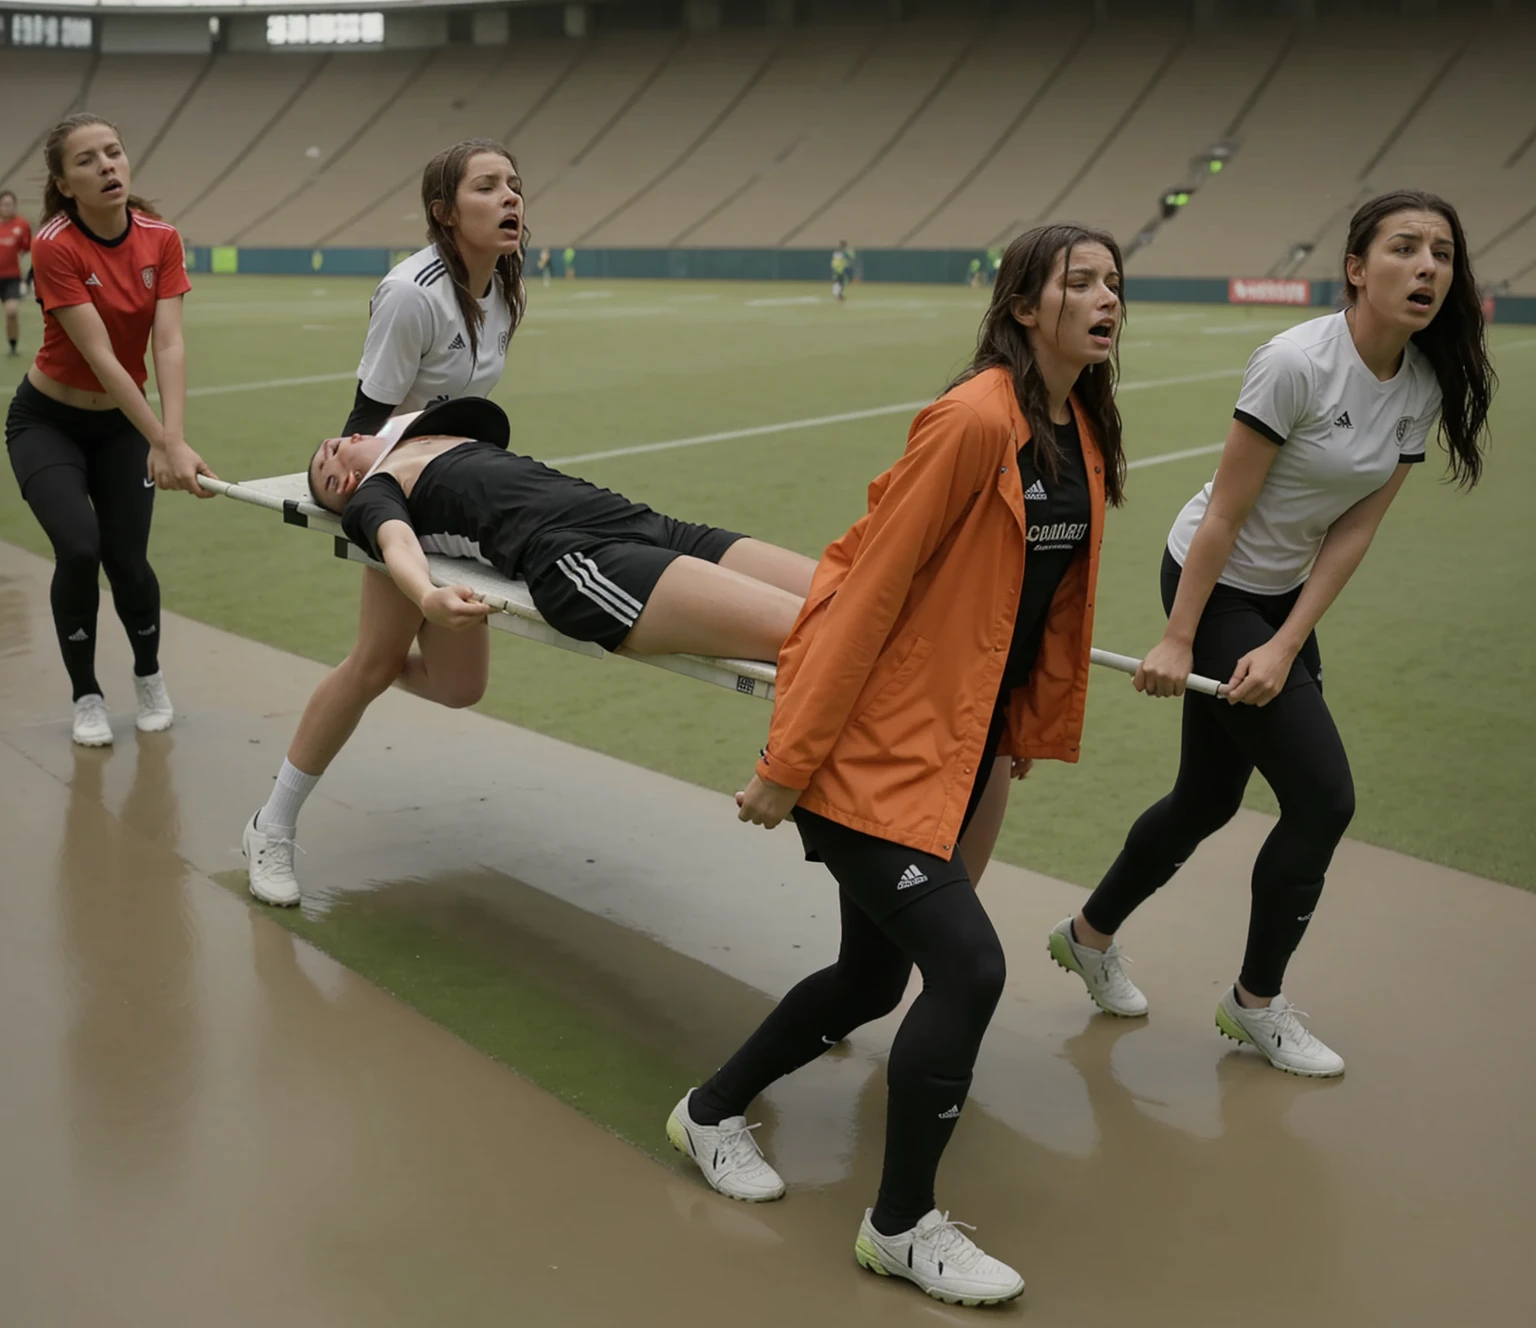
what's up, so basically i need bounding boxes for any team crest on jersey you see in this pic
[1395,415,1414,442]
[141,266,156,290]
[498,331,509,356]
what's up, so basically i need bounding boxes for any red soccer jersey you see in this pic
[0,216,30,279]
[31,209,191,393]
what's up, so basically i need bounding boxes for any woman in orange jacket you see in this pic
[664,224,1127,1307]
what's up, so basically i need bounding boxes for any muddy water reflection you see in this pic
[60,740,203,1182]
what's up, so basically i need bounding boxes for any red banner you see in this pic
[1228,279,1312,306]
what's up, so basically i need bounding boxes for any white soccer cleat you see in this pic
[71,694,113,747]
[666,1090,785,1203]
[132,671,174,732]
[243,813,302,907]
[855,1209,1025,1307]
[1215,989,1344,1078]
[1047,917,1148,1017]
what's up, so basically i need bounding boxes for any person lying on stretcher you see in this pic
[308,397,816,659]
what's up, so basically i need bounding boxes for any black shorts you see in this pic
[522,508,745,651]
[0,277,20,302]
[795,809,974,922]
[5,377,147,498]
[1161,548,1322,695]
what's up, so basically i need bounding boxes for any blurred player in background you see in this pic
[831,241,852,302]
[0,189,31,356]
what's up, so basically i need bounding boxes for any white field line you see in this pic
[550,366,1244,467]
[1494,336,1536,352]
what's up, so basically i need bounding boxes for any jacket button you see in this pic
[1094,466,1101,474]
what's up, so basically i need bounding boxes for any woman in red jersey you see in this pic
[4,113,214,747]
[0,189,30,357]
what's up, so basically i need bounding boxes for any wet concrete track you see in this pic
[1,543,1531,1326]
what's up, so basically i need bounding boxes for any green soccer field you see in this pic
[4,277,1533,889]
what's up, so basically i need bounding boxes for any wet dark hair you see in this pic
[947,224,1126,506]
[41,114,159,226]
[1344,190,1493,487]
[421,138,527,365]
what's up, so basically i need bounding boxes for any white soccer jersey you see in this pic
[355,245,513,412]
[1167,311,1440,595]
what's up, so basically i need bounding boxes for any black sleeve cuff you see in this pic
[1233,409,1286,447]
[341,383,396,437]
[1399,452,1426,464]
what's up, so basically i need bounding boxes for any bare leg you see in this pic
[717,538,817,598]
[621,556,804,661]
[286,568,488,775]
[958,755,1012,887]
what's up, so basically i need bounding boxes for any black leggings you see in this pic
[1082,550,1354,997]
[692,809,1006,1236]
[5,379,160,700]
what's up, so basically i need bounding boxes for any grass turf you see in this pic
[4,278,1533,890]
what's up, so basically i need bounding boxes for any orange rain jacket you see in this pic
[756,366,1107,859]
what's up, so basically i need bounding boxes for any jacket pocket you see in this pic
[848,633,936,732]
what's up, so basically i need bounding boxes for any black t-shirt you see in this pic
[1001,415,1092,690]
[964,415,1092,821]
[340,439,642,578]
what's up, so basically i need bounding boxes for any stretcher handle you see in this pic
[1090,648,1227,698]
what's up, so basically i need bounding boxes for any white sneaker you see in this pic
[72,694,113,747]
[1047,917,1148,1017]
[243,813,301,907]
[666,1090,785,1203]
[132,671,173,732]
[1216,988,1344,1078]
[855,1209,1024,1307]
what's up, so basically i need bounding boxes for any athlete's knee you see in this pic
[1282,766,1355,840]
[965,936,1008,1012]
[100,549,156,598]
[927,929,1006,1020]
[51,526,101,577]
[340,645,410,700]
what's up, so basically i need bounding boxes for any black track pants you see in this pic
[1082,551,1354,996]
[693,810,1006,1235]
[6,379,160,700]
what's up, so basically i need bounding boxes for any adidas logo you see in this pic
[1023,478,1047,501]
[1333,411,1353,429]
[896,864,928,890]
[447,332,466,351]
[937,1104,961,1120]
[84,273,102,287]
[68,628,89,642]
[135,625,157,636]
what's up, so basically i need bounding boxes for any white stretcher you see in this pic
[198,474,1225,701]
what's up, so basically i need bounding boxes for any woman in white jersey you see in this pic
[242,139,525,901]
[243,139,816,906]
[1048,190,1494,1076]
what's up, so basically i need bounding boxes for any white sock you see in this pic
[256,759,319,836]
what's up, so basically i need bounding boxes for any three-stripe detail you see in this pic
[413,258,447,287]
[556,552,643,627]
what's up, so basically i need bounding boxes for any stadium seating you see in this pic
[1,7,1531,290]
